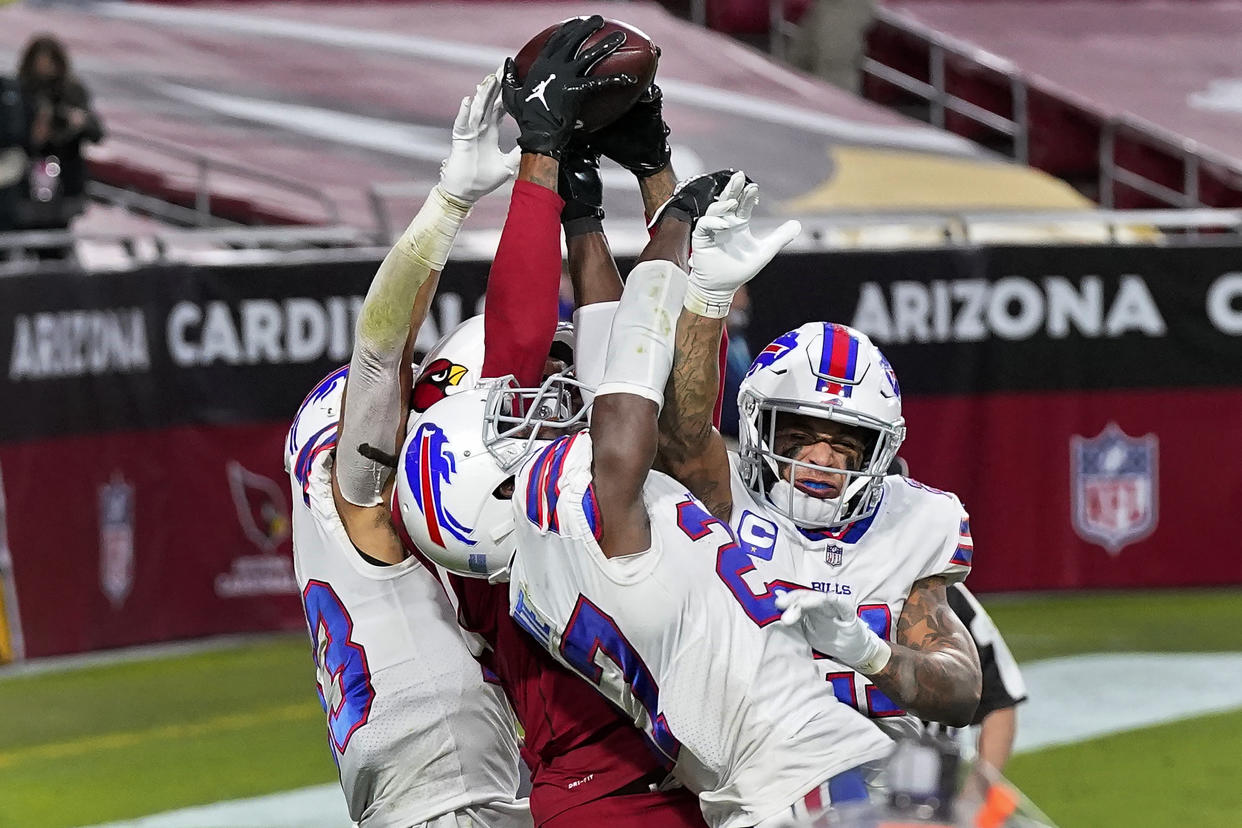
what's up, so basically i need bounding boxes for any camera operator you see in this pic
[17,34,104,235]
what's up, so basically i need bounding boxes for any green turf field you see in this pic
[1,589,1240,828]
[0,639,336,828]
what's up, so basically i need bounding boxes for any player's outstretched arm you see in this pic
[657,174,801,521]
[478,151,564,385]
[560,138,623,306]
[333,72,517,561]
[482,16,633,384]
[874,576,983,727]
[560,139,626,406]
[589,213,692,559]
[777,576,982,726]
[581,80,676,221]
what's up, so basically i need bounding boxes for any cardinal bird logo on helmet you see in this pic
[412,359,469,412]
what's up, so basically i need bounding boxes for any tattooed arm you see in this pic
[655,174,799,522]
[656,310,734,521]
[643,150,732,520]
[866,576,982,727]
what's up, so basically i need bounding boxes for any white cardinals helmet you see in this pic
[411,314,575,414]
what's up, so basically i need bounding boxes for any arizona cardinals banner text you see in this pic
[1,246,1239,656]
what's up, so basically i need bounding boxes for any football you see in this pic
[512,18,660,132]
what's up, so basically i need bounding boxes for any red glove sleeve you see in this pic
[481,180,565,386]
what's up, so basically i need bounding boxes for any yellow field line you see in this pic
[0,702,321,768]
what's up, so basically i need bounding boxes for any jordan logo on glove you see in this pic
[526,75,556,110]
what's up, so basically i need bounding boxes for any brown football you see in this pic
[513,18,659,132]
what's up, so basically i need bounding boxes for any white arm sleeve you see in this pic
[595,260,688,410]
[336,186,471,507]
[571,301,618,411]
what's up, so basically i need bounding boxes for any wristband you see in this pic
[396,185,472,273]
[645,204,693,233]
[562,215,604,238]
[855,637,892,676]
[682,280,735,319]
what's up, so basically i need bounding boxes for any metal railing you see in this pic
[6,205,1241,276]
[850,5,1242,210]
[367,181,434,244]
[0,224,376,275]
[857,7,1030,163]
[95,128,343,226]
[786,207,1242,248]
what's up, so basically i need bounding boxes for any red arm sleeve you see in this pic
[481,179,565,386]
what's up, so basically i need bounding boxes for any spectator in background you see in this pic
[0,74,24,234]
[17,34,104,234]
[788,0,876,94]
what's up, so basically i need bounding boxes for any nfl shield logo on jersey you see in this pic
[99,474,135,608]
[824,543,844,567]
[1070,423,1159,555]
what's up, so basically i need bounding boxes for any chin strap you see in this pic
[768,469,874,529]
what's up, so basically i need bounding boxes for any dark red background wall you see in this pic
[2,246,1239,656]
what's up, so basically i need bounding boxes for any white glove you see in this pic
[438,71,521,205]
[684,172,801,318]
[775,589,892,675]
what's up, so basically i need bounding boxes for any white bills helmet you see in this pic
[396,373,590,578]
[737,322,906,529]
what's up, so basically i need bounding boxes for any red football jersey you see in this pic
[443,571,685,823]
[400,178,705,826]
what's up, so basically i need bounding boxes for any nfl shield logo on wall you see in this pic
[1070,423,1159,555]
[824,544,844,567]
[99,474,135,608]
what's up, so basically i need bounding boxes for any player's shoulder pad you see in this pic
[886,476,973,574]
[285,364,348,474]
[725,450,765,513]
[882,475,969,532]
[884,476,968,513]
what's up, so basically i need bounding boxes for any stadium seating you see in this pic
[865,1,1242,208]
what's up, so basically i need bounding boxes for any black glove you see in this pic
[501,15,636,159]
[586,82,671,178]
[648,169,749,230]
[559,137,604,236]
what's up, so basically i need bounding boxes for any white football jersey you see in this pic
[507,432,893,828]
[727,455,972,740]
[285,366,526,827]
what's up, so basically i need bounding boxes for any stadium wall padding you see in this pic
[0,246,1239,656]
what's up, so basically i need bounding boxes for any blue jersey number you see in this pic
[560,594,680,763]
[677,500,801,627]
[303,579,376,754]
[817,603,904,718]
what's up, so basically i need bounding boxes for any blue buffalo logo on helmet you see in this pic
[403,422,476,550]
[747,329,799,378]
